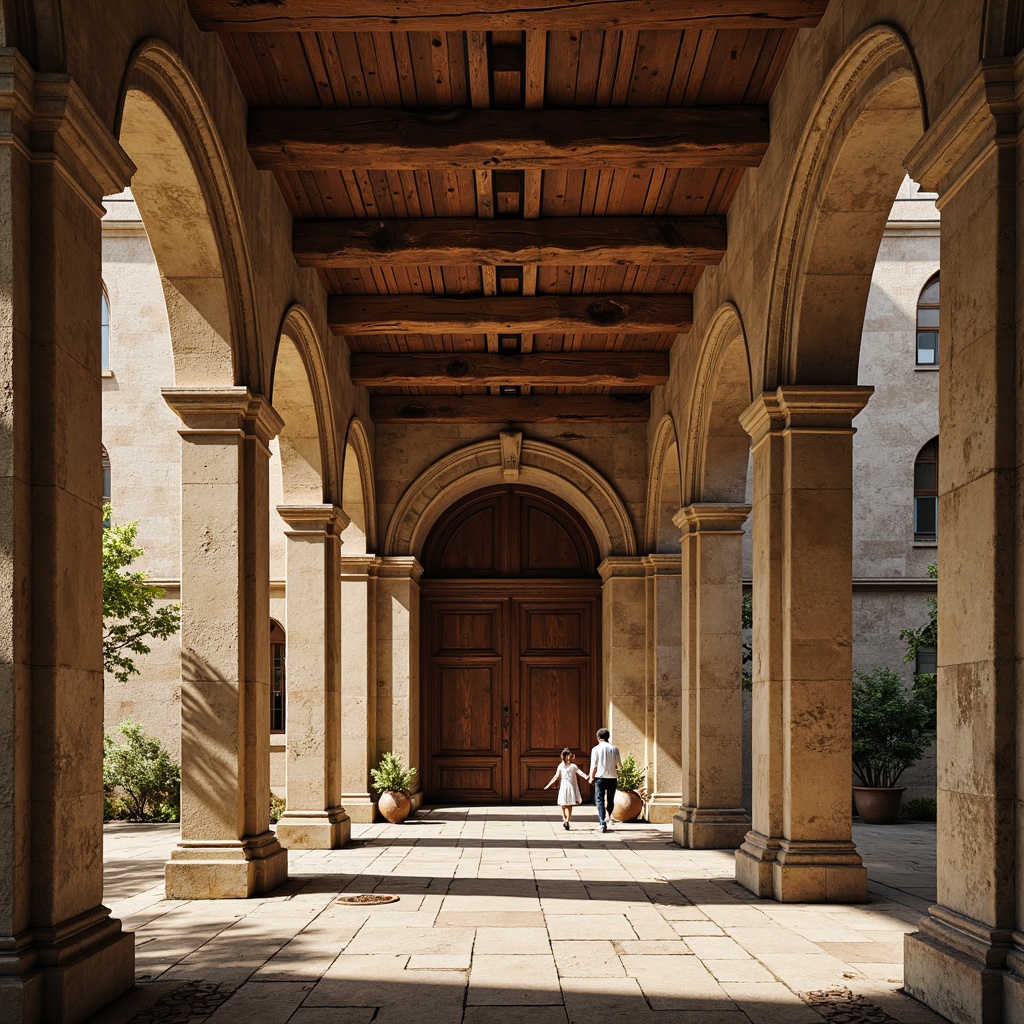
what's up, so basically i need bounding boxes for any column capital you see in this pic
[673,503,751,535]
[598,555,647,581]
[377,555,423,582]
[277,503,349,535]
[162,387,285,444]
[340,554,382,580]
[643,553,682,576]
[740,386,873,445]
[906,56,1019,204]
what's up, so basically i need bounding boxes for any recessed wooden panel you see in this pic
[521,506,585,574]
[523,607,587,654]
[435,607,500,654]
[435,665,498,754]
[437,503,501,574]
[521,663,584,753]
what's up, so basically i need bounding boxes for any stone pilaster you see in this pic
[902,57,1020,1024]
[376,557,423,809]
[162,387,288,898]
[736,386,871,903]
[644,555,683,824]
[673,504,751,849]
[0,53,136,1022]
[598,557,648,768]
[341,555,381,822]
[275,505,350,849]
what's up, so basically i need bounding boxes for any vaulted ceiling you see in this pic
[188,2,829,424]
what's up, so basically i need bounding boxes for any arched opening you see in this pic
[270,618,286,734]
[420,484,601,804]
[913,437,939,542]
[915,273,940,367]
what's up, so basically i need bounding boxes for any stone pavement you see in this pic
[89,808,945,1024]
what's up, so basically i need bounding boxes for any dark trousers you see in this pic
[594,776,617,827]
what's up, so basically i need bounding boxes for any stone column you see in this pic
[275,505,351,849]
[341,555,380,822]
[0,56,136,1021]
[599,558,648,766]
[735,386,871,903]
[673,504,751,849]
[644,555,683,823]
[162,387,288,898]
[376,557,422,807]
[902,60,1020,1024]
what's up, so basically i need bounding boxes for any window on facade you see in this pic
[915,643,937,677]
[913,437,938,542]
[101,290,110,372]
[101,445,111,527]
[916,274,939,366]
[270,619,286,733]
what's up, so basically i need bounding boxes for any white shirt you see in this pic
[590,740,621,779]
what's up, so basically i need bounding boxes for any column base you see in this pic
[646,794,682,825]
[904,906,1011,1024]
[735,829,780,896]
[341,793,378,823]
[276,807,351,849]
[673,806,750,848]
[165,830,288,899]
[736,832,865,901]
[0,906,135,1024]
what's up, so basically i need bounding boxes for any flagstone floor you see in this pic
[89,807,945,1024]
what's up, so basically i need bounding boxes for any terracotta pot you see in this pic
[853,786,905,825]
[611,789,643,822]
[378,790,411,823]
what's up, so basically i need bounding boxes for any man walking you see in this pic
[587,728,621,832]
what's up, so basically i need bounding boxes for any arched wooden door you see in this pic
[421,485,601,803]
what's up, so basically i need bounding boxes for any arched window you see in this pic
[914,437,938,542]
[101,290,110,372]
[270,620,286,733]
[101,445,111,527]
[916,274,939,366]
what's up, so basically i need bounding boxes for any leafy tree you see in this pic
[103,505,180,683]
[103,719,181,821]
[741,591,752,690]
[899,562,938,730]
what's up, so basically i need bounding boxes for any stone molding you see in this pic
[162,387,284,446]
[376,555,423,582]
[643,554,681,577]
[0,50,135,205]
[277,503,349,536]
[673,503,751,536]
[740,386,873,446]
[643,413,681,550]
[598,555,647,581]
[906,56,1019,204]
[343,417,378,552]
[339,554,381,580]
[385,436,636,559]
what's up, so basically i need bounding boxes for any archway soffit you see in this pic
[343,415,378,553]
[644,413,681,552]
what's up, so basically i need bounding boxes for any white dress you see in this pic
[555,762,585,806]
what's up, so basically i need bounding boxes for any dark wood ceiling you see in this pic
[189,1,828,423]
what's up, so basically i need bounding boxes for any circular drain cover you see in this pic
[335,893,400,905]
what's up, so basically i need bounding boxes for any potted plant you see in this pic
[851,668,933,824]
[611,754,647,822]
[370,751,417,823]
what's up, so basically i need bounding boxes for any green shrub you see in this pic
[270,793,286,824]
[901,797,938,822]
[616,753,647,793]
[370,752,416,794]
[103,719,181,822]
[741,591,753,691]
[103,795,132,821]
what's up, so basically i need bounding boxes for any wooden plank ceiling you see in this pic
[190,1,828,422]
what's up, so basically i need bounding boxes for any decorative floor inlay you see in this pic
[335,892,401,905]
[125,981,235,1023]
[804,988,902,1023]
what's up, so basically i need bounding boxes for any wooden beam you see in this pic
[250,106,768,171]
[297,216,726,268]
[370,393,651,423]
[330,294,692,335]
[190,1,829,33]
[351,352,669,387]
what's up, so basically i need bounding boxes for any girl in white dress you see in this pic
[543,748,587,830]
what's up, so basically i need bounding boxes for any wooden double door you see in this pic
[420,486,601,804]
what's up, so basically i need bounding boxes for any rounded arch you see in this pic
[342,417,378,556]
[644,415,683,553]
[115,38,260,391]
[763,26,927,389]
[684,302,754,505]
[385,438,635,561]
[270,304,340,506]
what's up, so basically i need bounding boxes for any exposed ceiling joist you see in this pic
[297,217,726,268]
[350,352,670,388]
[190,1,828,33]
[331,294,692,335]
[250,107,769,171]
[371,393,651,423]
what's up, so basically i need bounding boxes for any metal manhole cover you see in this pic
[335,893,400,905]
